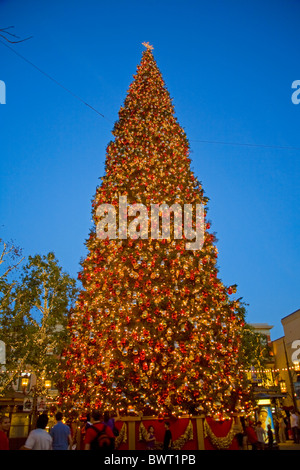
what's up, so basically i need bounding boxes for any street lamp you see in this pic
[279,379,287,393]
[294,361,300,372]
[44,379,51,390]
[21,374,30,393]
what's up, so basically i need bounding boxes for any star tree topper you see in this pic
[142,41,154,50]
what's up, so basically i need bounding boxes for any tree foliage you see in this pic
[0,246,78,395]
[59,47,254,417]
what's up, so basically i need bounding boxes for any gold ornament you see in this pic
[204,419,236,450]
[115,423,128,449]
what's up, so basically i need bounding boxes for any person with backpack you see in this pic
[84,409,115,451]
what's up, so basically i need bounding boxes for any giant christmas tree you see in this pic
[60,43,251,417]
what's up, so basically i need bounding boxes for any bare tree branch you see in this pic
[0,26,33,44]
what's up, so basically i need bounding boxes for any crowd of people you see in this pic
[244,419,274,450]
[1,408,300,450]
[241,409,300,450]
[0,409,173,451]
[0,411,73,450]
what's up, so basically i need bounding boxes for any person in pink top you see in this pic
[0,416,10,450]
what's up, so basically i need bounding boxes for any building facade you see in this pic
[272,309,300,411]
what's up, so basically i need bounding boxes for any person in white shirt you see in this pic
[21,413,53,450]
[290,410,299,444]
[255,421,266,450]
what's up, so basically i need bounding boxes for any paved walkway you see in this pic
[278,441,300,450]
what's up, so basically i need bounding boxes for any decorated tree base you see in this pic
[77,414,240,451]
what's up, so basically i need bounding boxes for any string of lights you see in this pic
[3,365,299,375]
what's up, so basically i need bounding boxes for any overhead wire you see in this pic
[189,139,300,151]
[0,37,107,119]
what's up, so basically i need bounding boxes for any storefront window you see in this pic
[294,382,300,399]
[9,413,30,438]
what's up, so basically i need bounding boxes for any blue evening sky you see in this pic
[0,0,299,340]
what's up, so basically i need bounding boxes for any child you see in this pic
[267,424,273,450]
[163,422,172,450]
[255,421,266,450]
[146,425,155,450]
